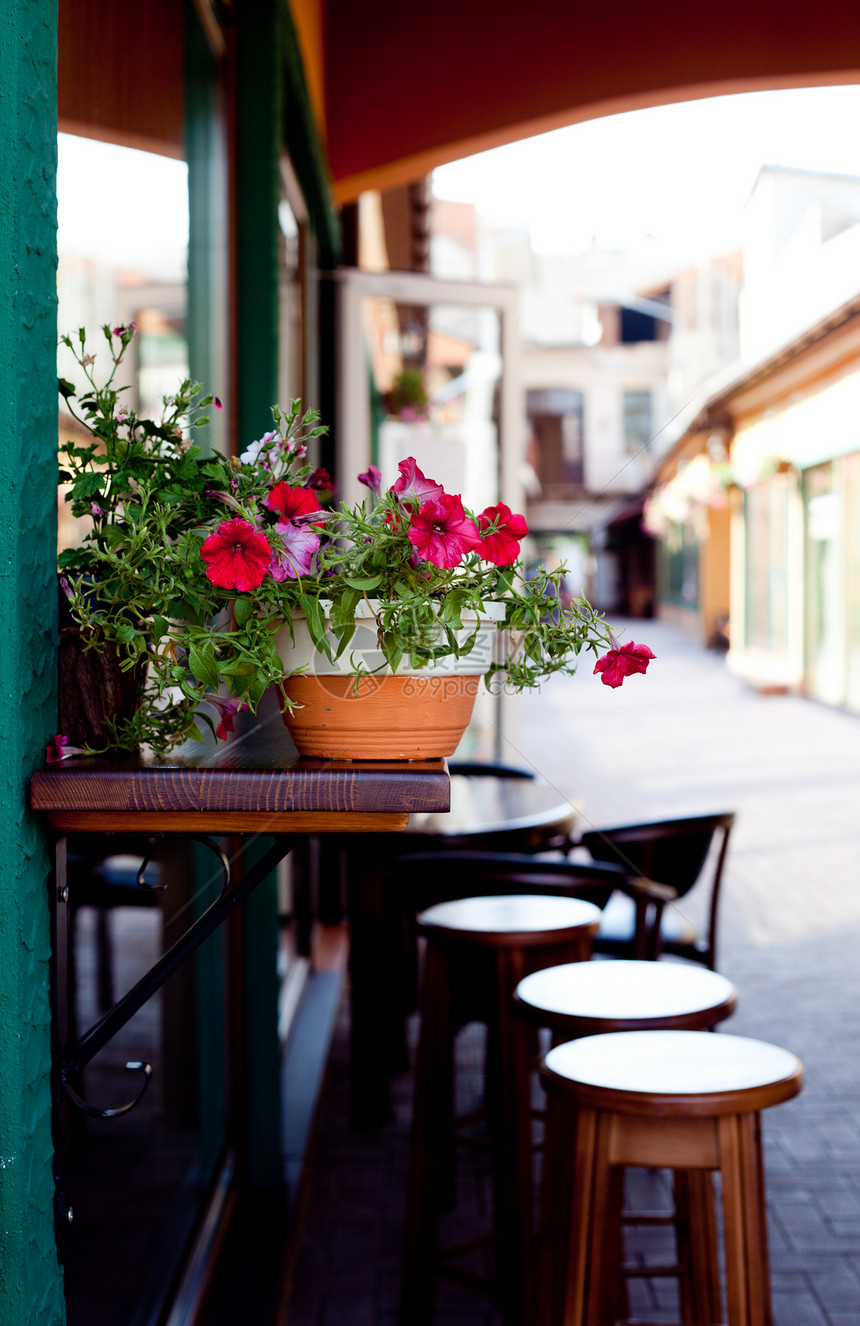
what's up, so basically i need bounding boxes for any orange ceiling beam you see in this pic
[324,0,860,202]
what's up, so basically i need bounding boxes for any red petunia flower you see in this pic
[389,458,444,508]
[476,502,529,566]
[306,468,333,491]
[46,734,87,763]
[200,518,272,591]
[593,641,656,688]
[206,694,251,740]
[407,493,481,569]
[265,482,324,524]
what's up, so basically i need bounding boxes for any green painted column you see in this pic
[236,0,281,445]
[234,0,284,1189]
[185,10,229,455]
[0,1,65,1323]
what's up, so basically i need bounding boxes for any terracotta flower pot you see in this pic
[275,601,503,760]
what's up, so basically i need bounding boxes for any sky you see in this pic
[56,86,860,278]
[57,133,189,281]
[433,86,860,261]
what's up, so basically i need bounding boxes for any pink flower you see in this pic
[408,493,481,569]
[358,464,382,495]
[206,694,250,740]
[268,521,321,580]
[200,518,272,591]
[265,482,324,525]
[593,641,656,689]
[476,503,528,566]
[90,502,104,518]
[389,458,444,508]
[214,396,223,410]
[46,734,87,763]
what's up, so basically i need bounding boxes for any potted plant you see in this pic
[50,325,654,763]
[382,368,430,421]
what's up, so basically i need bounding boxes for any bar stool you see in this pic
[400,893,602,1326]
[538,1030,803,1326]
[515,960,738,1324]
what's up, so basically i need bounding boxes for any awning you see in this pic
[323,0,860,201]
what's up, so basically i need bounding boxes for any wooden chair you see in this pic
[577,811,735,969]
[537,1029,803,1326]
[396,850,676,960]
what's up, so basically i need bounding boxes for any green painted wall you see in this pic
[0,1,65,1322]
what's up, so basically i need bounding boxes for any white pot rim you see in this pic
[274,598,504,678]
[286,598,507,624]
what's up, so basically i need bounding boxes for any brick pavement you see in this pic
[284,620,860,1326]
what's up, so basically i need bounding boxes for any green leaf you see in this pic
[382,638,403,673]
[188,645,221,691]
[343,574,381,591]
[71,473,105,500]
[233,597,253,628]
[58,376,76,400]
[217,658,255,676]
[299,595,331,659]
[247,673,269,706]
[151,616,168,642]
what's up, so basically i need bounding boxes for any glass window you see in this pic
[623,389,653,453]
[745,478,789,653]
[526,388,584,495]
[365,296,503,513]
[658,525,699,606]
[57,134,233,1326]
[845,454,860,713]
[804,462,845,705]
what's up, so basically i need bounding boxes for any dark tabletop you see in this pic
[404,774,577,840]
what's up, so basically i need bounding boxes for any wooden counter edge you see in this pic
[42,811,410,834]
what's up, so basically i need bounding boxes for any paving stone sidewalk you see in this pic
[285,620,860,1326]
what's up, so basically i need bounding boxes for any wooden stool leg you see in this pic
[583,1111,614,1326]
[537,1094,573,1326]
[550,1104,612,1326]
[675,1171,722,1325]
[489,947,535,1326]
[400,941,454,1326]
[600,1167,627,1326]
[718,1113,772,1326]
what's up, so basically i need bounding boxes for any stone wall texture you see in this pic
[0,1,65,1321]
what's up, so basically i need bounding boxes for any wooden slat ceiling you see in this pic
[58,0,184,158]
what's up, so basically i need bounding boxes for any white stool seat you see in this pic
[418,893,602,940]
[545,1029,801,1104]
[516,958,736,1031]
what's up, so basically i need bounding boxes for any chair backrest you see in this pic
[394,849,631,915]
[579,812,735,968]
